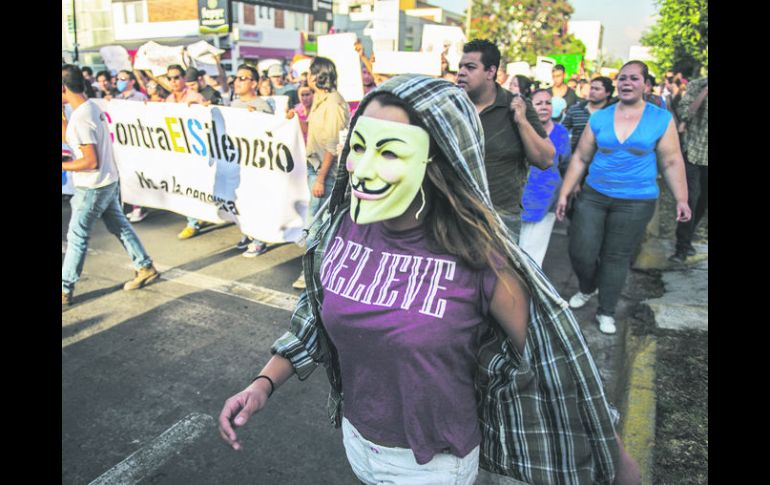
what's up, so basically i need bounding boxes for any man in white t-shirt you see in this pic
[61,65,159,305]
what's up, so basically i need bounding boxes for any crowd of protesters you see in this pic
[63,35,706,484]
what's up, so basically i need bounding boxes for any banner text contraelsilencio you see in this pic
[110,117,295,173]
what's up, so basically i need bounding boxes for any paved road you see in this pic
[62,200,628,485]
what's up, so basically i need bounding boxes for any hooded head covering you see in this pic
[328,74,565,307]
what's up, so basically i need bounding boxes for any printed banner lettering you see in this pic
[93,99,309,243]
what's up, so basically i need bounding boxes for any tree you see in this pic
[467,0,586,67]
[641,0,708,78]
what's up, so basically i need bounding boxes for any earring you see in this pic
[415,186,427,220]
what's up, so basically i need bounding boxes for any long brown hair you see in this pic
[340,92,514,274]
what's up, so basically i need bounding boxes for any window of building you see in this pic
[243,4,255,25]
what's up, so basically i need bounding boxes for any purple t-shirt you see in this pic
[320,215,498,464]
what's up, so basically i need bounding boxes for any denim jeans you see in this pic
[568,185,655,317]
[674,162,708,252]
[62,182,153,294]
[306,162,336,225]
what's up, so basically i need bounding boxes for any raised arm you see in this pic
[511,96,554,169]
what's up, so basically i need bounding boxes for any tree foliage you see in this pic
[641,0,708,77]
[468,0,586,67]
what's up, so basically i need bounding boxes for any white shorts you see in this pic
[341,417,480,485]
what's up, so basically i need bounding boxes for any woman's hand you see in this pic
[675,201,692,222]
[555,194,569,221]
[218,382,270,451]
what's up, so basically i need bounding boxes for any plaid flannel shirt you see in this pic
[271,76,619,484]
[676,77,708,166]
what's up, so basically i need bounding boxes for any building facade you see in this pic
[62,0,332,72]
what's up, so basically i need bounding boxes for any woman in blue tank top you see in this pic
[555,61,691,335]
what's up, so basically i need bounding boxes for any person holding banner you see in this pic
[230,64,275,258]
[61,65,160,306]
[113,70,151,223]
[218,74,639,484]
[292,56,350,290]
[164,64,208,240]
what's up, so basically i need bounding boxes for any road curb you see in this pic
[620,329,657,485]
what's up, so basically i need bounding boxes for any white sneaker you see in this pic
[596,314,616,335]
[292,272,306,290]
[569,289,598,309]
[127,207,147,223]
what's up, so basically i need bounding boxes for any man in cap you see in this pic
[267,64,299,107]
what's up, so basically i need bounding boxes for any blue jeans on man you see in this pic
[62,182,153,295]
[306,162,336,224]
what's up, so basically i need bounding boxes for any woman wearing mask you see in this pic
[219,75,640,484]
[556,61,691,335]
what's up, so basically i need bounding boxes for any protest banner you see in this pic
[92,99,309,243]
[317,33,365,103]
[62,143,75,196]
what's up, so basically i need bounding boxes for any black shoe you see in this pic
[668,251,687,264]
[235,235,253,250]
[686,245,697,257]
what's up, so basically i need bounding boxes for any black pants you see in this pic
[675,162,709,252]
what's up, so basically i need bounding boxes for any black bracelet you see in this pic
[252,375,275,398]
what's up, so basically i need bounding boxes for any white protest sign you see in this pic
[93,99,309,243]
[421,25,465,72]
[99,46,133,73]
[506,61,532,77]
[372,0,399,46]
[372,51,442,76]
[187,40,225,78]
[133,41,188,76]
[534,56,556,85]
[318,33,365,103]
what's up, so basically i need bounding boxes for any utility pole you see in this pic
[465,0,473,40]
[72,0,79,62]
